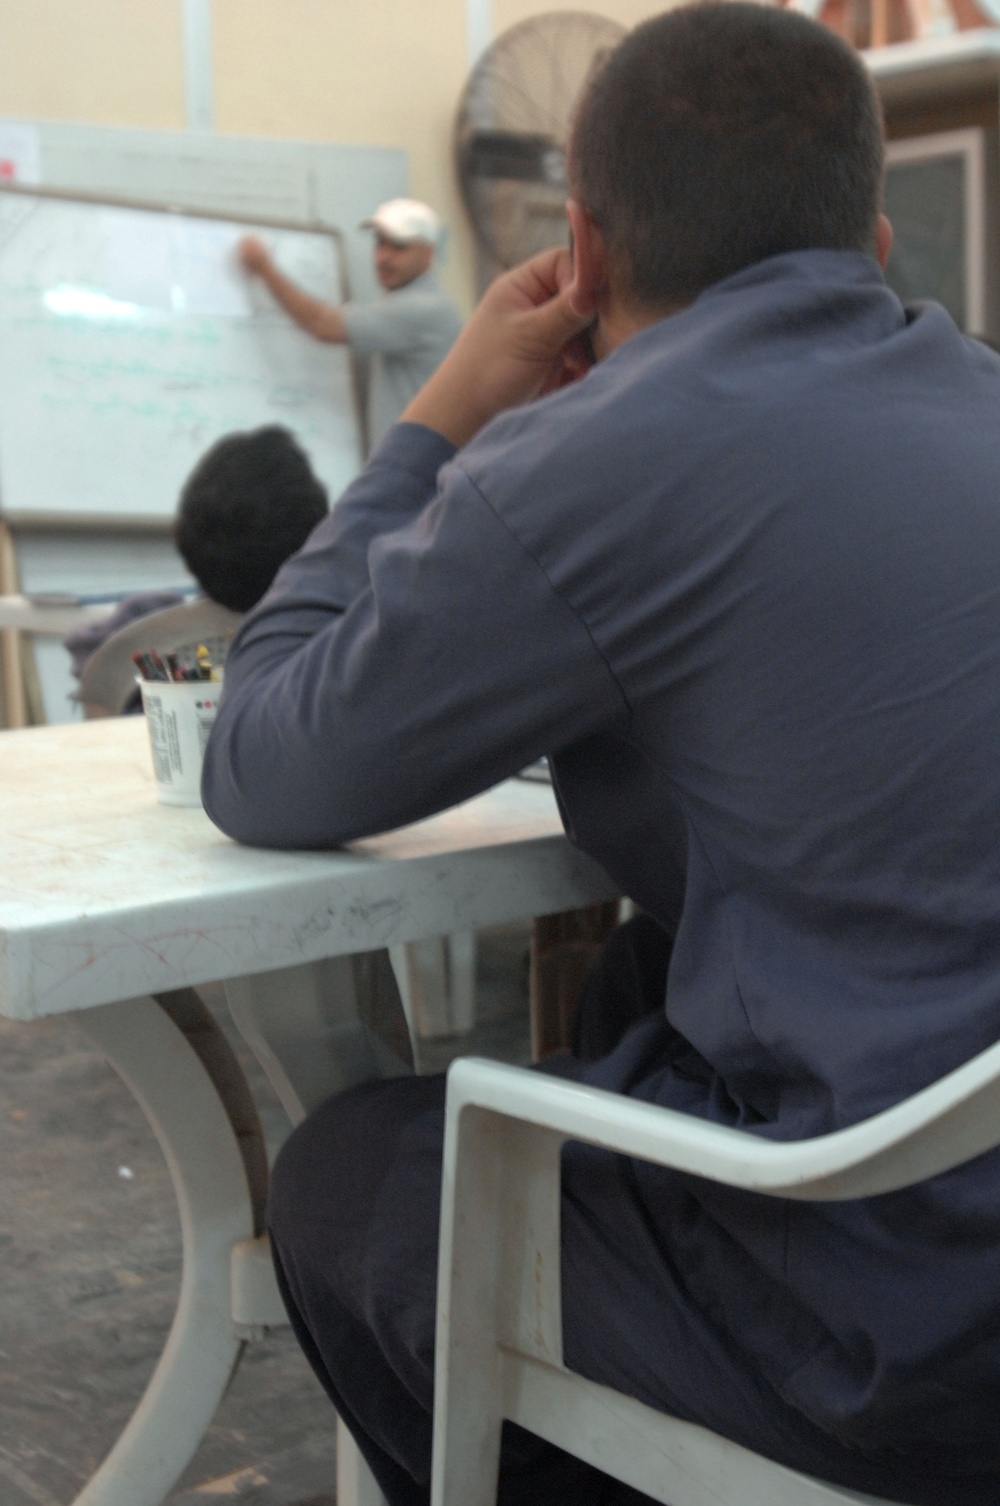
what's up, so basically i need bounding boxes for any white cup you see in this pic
[139,676,223,807]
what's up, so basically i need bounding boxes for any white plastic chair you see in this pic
[430,1040,1000,1506]
[76,596,242,717]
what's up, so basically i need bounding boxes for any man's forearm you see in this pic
[256,260,347,343]
[201,425,459,847]
[200,417,623,852]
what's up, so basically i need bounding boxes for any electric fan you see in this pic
[455,12,627,270]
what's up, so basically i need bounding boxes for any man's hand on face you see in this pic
[401,246,597,449]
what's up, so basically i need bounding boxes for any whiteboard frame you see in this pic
[0,182,365,529]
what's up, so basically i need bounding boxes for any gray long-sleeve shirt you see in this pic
[204,249,1000,1476]
[342,270,462,446]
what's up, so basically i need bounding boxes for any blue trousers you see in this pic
[268,919,997,1506]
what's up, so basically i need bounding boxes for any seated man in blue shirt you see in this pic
[203,6,1000,1503]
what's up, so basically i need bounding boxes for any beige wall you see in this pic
[0,0,665,312]
[0,0,185,128]
[213,0,475,309]
[494,0,662,31]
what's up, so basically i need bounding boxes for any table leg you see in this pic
[446,931,477,1036]
[223,951,414,1126]
[224,954,407,1506]
[390,933,478,1041]
[529,902,622,1059]
[391,938,450,1039]
[70,990,258,1506]
[0,521,28,729]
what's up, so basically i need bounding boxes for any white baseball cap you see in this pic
[361,198,442,246]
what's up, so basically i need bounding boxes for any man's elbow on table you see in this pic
[200,728,345,850]
[200,711,407,851]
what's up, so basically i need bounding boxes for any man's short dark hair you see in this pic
[571,2,885,307]
[175,426,328,613]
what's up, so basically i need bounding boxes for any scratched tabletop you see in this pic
[0,718,617,1021]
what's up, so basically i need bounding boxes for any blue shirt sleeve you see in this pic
[201,423,629,848]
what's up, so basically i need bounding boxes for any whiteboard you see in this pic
[0,117,408,305]
[0,188,365,522]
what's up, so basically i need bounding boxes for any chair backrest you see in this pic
[77,598,242,717]
[430,1040,1000,1506]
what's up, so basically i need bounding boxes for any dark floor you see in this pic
[0,925,532,1506]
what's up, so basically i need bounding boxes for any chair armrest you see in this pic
[445,1039,1000,1201]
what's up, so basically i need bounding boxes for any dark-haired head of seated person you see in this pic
[174,423,329,614]
[65,426,329,705]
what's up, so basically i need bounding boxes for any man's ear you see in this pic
[875,212,893,270]
[566,199,609,318]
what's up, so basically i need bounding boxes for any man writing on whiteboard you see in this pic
[237,198,462,449]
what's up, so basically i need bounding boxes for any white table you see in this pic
[0,717,619,1506]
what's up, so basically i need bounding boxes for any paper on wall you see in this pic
[0,123,41,186]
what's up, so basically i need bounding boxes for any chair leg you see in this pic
[337,1416,388,1506]
[432,1111,564,1506]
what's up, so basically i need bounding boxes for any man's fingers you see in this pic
[502,246,595,360]
[507,246,575,308]
[403,240,593,446]
[568,278,598,321]
[517,282,594,358]
[237,235,269,273]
